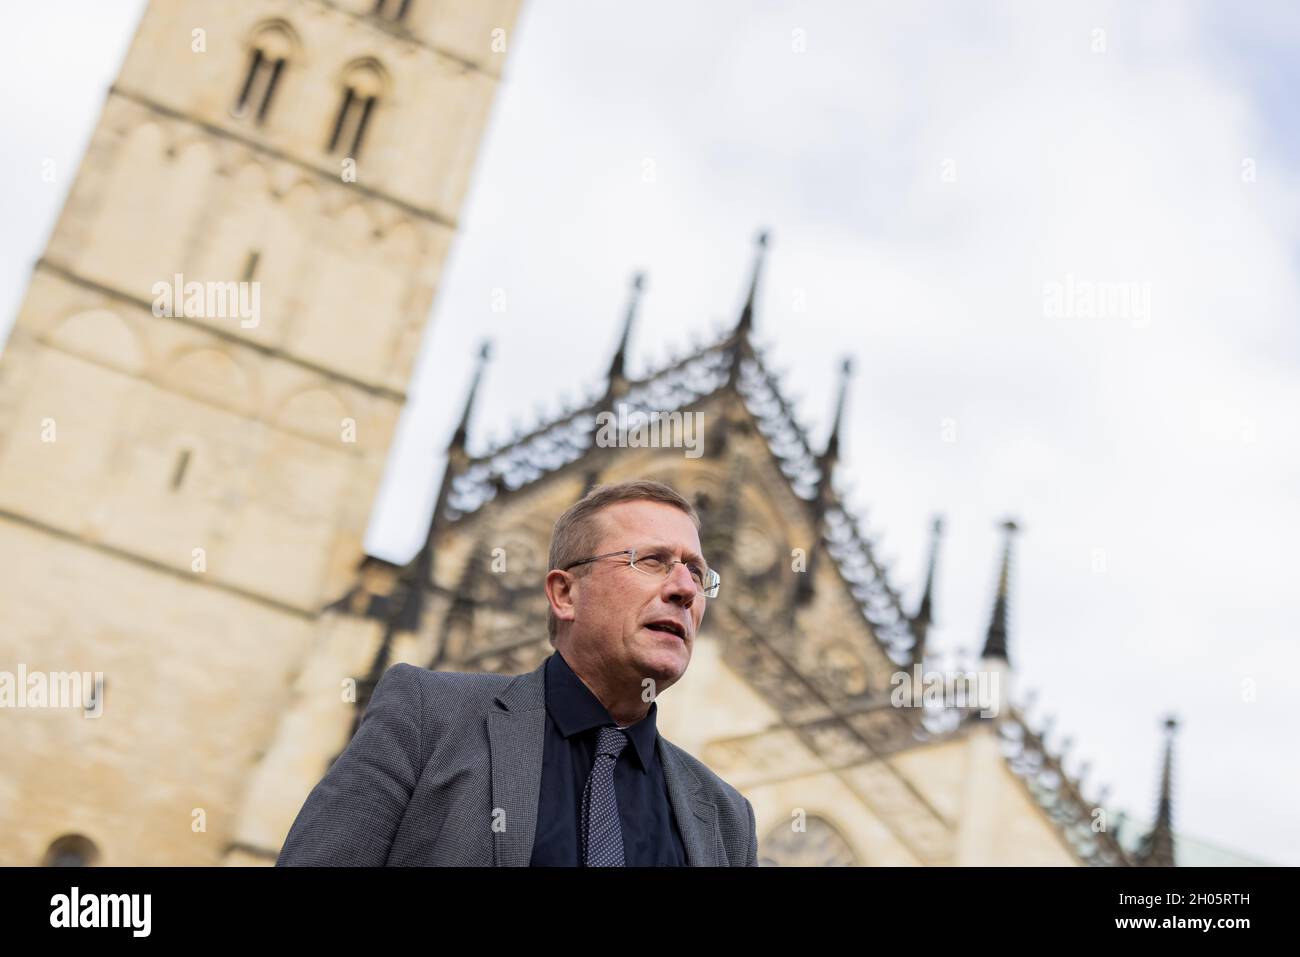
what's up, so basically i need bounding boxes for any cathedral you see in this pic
[0,0,1180,867]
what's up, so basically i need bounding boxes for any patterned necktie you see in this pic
[581,725,630,866]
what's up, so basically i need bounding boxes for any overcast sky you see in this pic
[2,1,1296,865]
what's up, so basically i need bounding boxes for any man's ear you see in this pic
[545,569,578,627]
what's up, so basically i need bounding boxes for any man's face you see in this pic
[563,500,707,690]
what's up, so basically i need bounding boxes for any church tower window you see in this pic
[233,23,296,124]
[327,61,387,158]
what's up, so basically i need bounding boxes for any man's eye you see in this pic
[687,565,705,583]
[638,554,666,570]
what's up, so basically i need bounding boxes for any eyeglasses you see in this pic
[563,547,720,598]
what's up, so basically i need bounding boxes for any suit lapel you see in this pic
[485,656,721,867]
[660,737,719,866]
[486,659,548,867]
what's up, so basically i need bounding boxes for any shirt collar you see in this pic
[545,650,658,772]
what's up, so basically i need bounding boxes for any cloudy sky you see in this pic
[2,1,1296,864]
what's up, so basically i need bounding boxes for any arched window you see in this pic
[373,0,412,21]
[327,61,388,158]
[42,834,101,867]
[234,22,297,124]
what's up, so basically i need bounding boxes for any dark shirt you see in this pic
[528,650,688,866]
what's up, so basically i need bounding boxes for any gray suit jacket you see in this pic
[276,655,758,866]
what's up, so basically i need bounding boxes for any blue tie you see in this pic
[581,726,630,866]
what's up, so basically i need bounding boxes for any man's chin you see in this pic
[632,638,690,683]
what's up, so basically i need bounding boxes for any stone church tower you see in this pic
[0,0,522,865]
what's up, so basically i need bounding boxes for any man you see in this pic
[277,479,757,866]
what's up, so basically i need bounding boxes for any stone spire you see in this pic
[797,356,853,607]
[390,340,493,640]
[736,229,769,338]
[981,519,1020,665]
[725,230,769,393]
[910,516,944,664]
[605,272,645,397]
[448,340,492,458]
[817,356,853,477]
[1134,715,1179,867]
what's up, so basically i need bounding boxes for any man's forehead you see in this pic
[597,500,702,550]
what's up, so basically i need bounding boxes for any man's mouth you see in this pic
[644,619,687,640]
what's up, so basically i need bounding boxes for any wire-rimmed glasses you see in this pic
[563,546,720,598]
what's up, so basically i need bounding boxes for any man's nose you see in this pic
[663,563,697,606]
